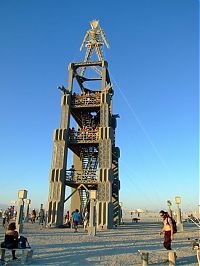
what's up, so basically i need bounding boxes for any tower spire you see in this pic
[80,20,110,76]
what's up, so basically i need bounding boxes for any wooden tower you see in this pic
[47,20,120,229]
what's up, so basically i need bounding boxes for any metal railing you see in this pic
[68,129,99,143]
[71,94,101,107]
[187,216,200,228]
[66,170,98,183]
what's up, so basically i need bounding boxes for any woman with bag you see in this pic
[1,222,18,260]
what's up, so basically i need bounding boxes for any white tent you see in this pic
[129,209,145,214]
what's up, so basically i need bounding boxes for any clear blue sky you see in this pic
[0,0,198,212]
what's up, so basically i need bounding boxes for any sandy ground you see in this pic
[0,216,199,265]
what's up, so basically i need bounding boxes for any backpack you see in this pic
[167,217,177,234]
[18,236,30,249]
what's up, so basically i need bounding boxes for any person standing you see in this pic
[38,207,45,227]
[2,210,6,227]
[31,209,36,223]
[159,210,174,250]
[68,165,75,180]
[65,211,71,227]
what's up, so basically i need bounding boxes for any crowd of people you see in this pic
[0,203,181,263]
[72,90,101,106]
[0,205,87,233]
[30,207,45,226]
[0,206,17,227]
[64,208,89,233]
[0,201,178,252]
[69,126,99,142]
[0,205,46,228]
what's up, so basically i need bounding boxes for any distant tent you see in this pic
[136,209,145,213]
[129,209,145,215]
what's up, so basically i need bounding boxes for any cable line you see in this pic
[110,72,173,177]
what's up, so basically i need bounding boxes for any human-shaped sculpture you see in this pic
[80,20,110,76]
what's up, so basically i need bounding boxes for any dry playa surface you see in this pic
[0,216,199,265]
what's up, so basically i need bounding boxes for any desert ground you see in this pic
[0,214,199,265]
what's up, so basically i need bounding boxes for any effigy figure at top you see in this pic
[80,20,110,76]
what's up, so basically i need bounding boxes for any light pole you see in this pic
[119,202,123,224]
[175,196,183,232]
[88,190,97,236]
[167,200,172,217]
[16,190,27,233]
[198,205,200,220]
[24,199,31,222]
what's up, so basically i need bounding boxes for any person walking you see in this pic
[159,210,174,250]
[72,209,80,233]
